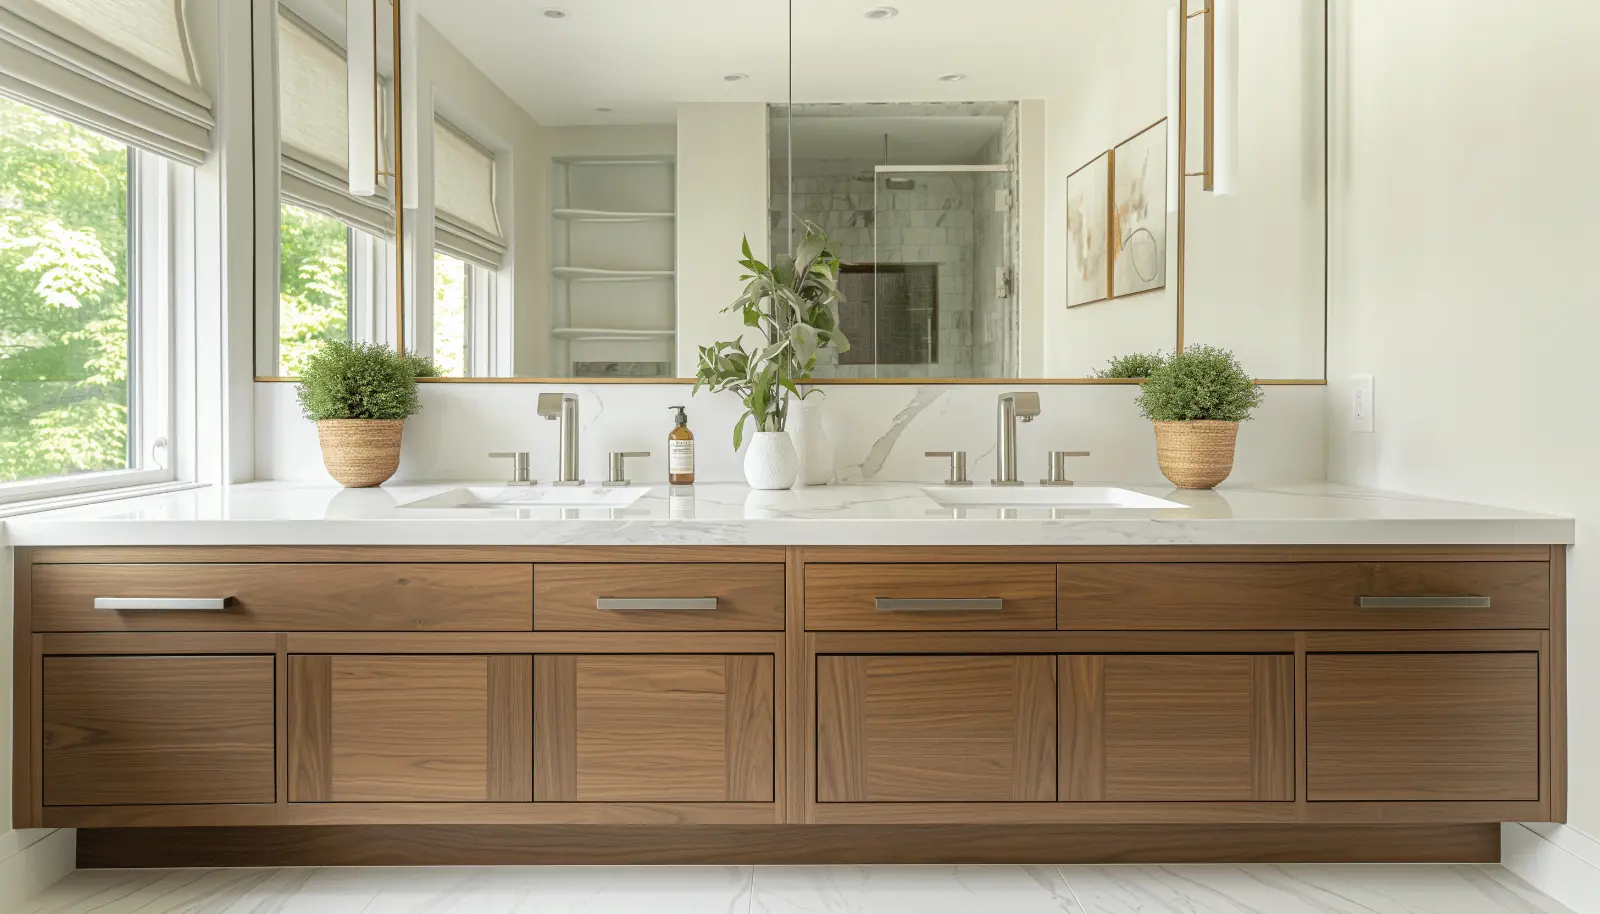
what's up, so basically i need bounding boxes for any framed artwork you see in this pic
[1065,150,1111,307]
[1111,118,1168,299]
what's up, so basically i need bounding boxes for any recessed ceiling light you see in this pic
[864,6,899,19]
[541,7,568,19]
[723,73,749,82]
[937,73,967,82]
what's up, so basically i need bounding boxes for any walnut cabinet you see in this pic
[13,545,1563,832]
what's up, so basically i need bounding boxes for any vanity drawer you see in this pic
[805,564,1056,631]
[534,563,785,631]
[31,563,534,632]
[1056,562,1550,630]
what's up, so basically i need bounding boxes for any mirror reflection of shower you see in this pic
[773,102,1019,379]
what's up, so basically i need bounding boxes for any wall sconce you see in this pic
[1182,0,1239,196]
[346,0,418,209]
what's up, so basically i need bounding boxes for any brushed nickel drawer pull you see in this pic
[875,598,1004,612]
[596,597,719,611]
[95,597,235,611]
[1358,596,1492,610]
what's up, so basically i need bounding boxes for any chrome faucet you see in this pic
[538,393,583,485]
[993,391,1040,486]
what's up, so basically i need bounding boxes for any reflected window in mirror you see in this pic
[265,2,397,377]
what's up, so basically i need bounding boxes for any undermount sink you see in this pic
[920,486,1185,510]
[398,485,652,510]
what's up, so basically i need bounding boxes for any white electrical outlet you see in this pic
[1349,374,1374,433]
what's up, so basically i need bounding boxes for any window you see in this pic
[432,252,468,378]
[0,95,175,499]
[278,203,351,377]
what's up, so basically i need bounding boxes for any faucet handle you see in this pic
[1041,450,1091,487]
[489,451,534,486]
[925,451,973,487]
[604,451,651,488]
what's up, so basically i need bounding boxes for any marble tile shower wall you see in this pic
[973,105,1020,377]
[783,160,981,379]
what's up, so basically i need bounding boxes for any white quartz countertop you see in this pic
[0,481,1574,547]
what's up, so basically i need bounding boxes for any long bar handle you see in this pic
[596,597,718,611]
[96,597,235,611]
[1357,596,1492,610]
[875,597,1004,612]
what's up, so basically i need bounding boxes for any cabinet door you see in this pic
[817,655,1056,802]
[1307,652,1539,801]
[533,655,773,802]
[289,655,533,802]
[42,655,275,806]
[1059,655,1293,802]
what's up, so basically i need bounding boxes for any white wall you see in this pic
[676,103,771,371]
[257,380,1326,486]
[1324,1,1600,908]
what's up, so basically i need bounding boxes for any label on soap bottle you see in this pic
[669,440,695,474]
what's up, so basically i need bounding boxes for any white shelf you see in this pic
[552,267,675,283]
[552,327,676,341]
[552,208,675,223]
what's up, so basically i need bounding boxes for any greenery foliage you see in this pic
[278,203,350,377]
[1136,345,1263,422]
[295,340,436,421]
[1094,351,1166,379]
[0,96,130,484]
[693,222,850,449]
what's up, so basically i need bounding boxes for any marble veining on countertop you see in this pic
[0,480,1573,547]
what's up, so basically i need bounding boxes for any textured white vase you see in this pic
[743,431,799,490]
[787,396,834,487]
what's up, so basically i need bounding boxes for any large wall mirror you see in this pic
[253,0,1325,382]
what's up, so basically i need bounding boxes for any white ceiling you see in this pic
[413,0,1170,127]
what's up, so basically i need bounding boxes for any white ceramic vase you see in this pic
[787,396,834,486]
[743,431,799,490]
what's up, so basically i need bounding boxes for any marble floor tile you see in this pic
[22,865,1576,914]
[1058,864,1577,914]
[751,865,1081,913]
[395,866,754,914]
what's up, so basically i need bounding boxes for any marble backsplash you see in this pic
[254,382,1327,486]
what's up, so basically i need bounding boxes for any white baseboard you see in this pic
[0,828,75,910]
[1502,823,1600,914]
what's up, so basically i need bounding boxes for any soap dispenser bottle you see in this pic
[668,406,695,485]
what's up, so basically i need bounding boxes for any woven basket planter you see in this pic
[1153,420,1239,489]
[317,419,403,488]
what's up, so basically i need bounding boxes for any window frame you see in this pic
[0,142,187,505]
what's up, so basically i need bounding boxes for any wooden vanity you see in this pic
[12,543,1565,865]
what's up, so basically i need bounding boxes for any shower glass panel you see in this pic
[786,102,1020,379]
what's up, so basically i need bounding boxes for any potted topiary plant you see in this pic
[1134,344,1263,489]
[296,340,437,487]
[694,222,849,490]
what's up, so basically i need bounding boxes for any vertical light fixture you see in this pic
[399,0,419,208]
[1210,0,1239,195]
[347,0,378,196]
[1166,5,1181,211]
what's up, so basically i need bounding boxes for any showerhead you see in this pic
[884,176,917,191]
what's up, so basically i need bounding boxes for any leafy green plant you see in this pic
[295,340,435,421]
[1135,344,1263,422]
[694,222,850,449]
[1094,351,1166,379]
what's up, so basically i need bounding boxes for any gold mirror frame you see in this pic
[258,0,1326,386]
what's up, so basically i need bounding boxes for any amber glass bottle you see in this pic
[668,405,695,485]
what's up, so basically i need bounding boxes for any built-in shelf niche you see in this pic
[550,158,677,378]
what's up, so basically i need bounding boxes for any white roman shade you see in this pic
[433,118,505,268]
[278,9,392,237]
[0,0,214,163]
